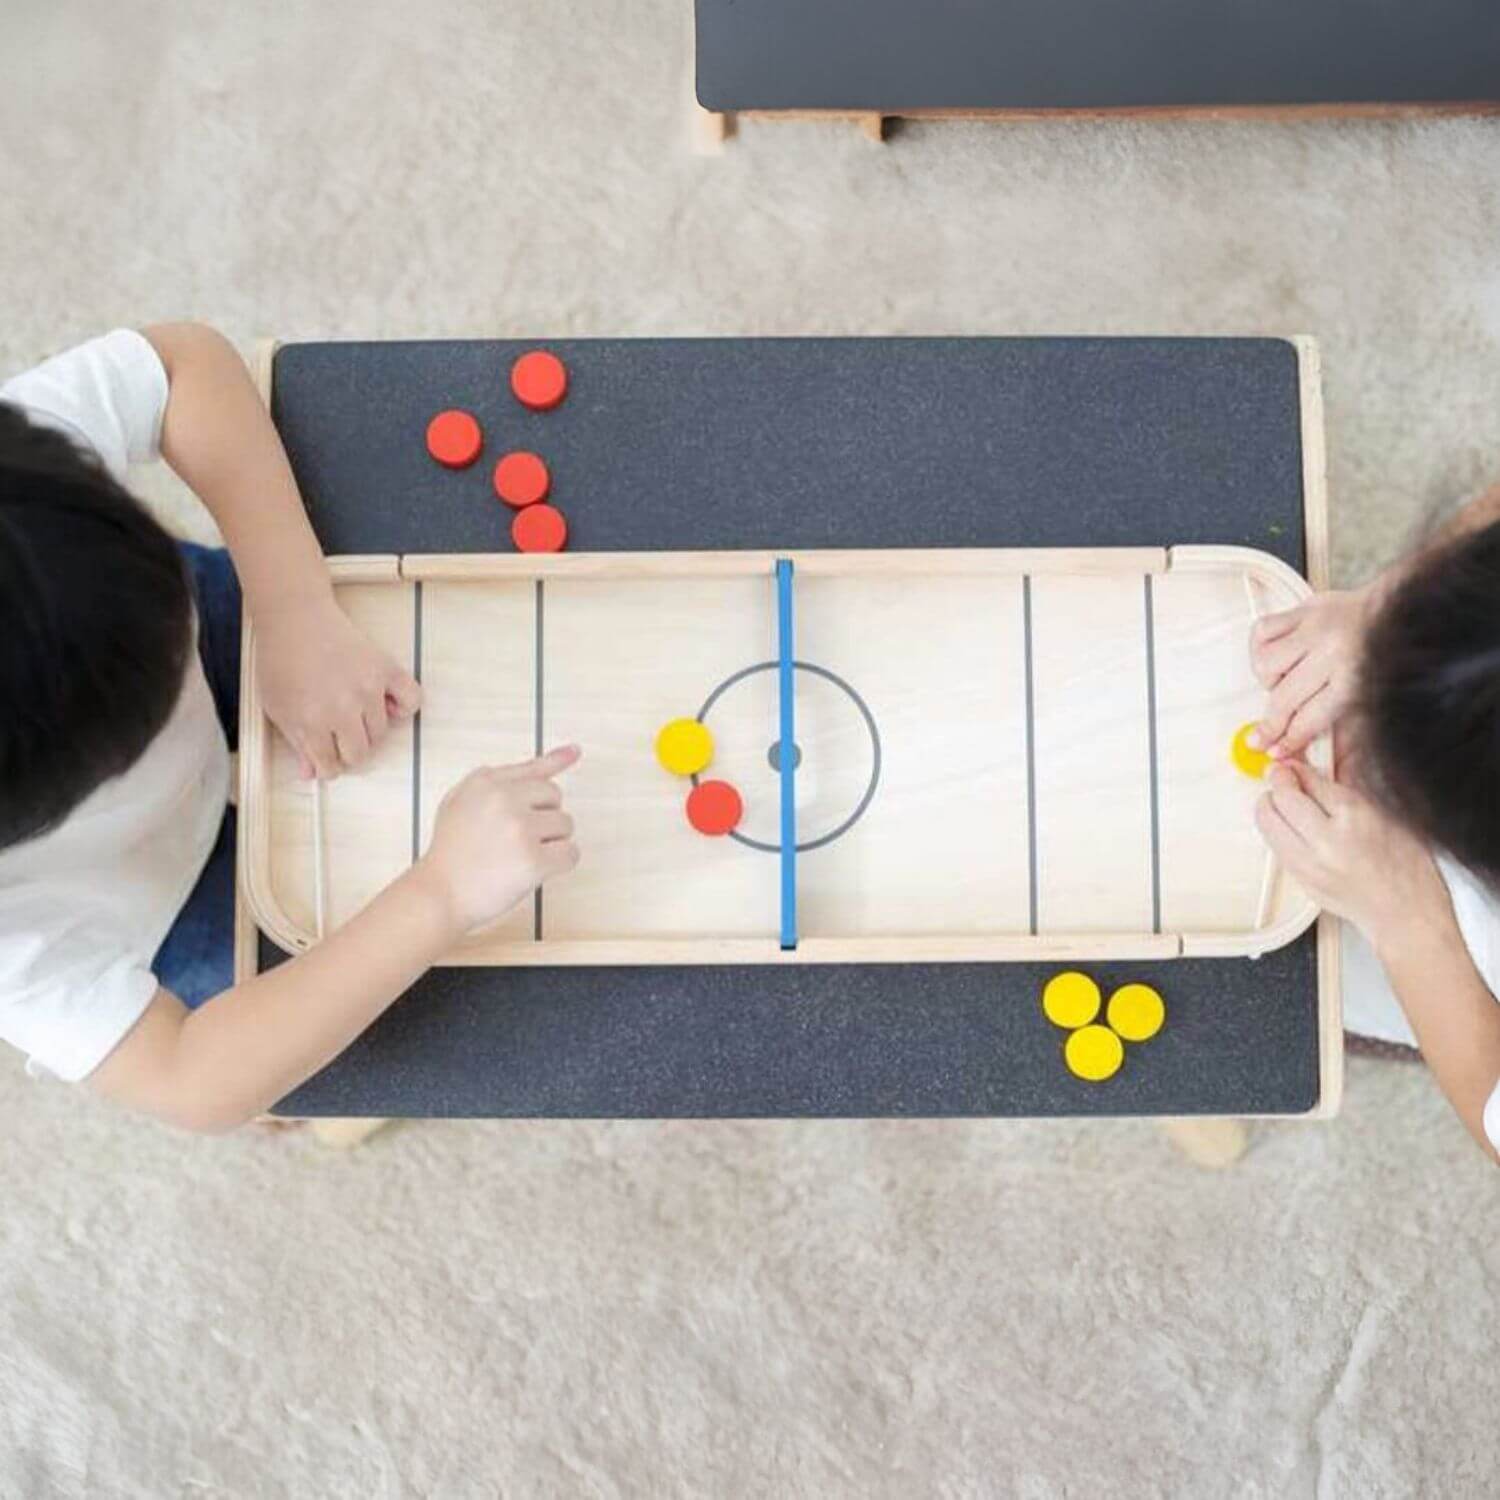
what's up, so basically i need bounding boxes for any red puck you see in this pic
[511,350,568,412]
[493,450,550,508]
[512,502,568,553]
[685,780,743,836]
[425,409,482,468]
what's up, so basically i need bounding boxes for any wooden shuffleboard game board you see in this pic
[241,544,1322,967]
[242,334,1338,1120]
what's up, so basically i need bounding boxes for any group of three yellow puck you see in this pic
[1042,971,1165,1082]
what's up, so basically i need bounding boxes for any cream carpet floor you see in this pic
[2,3,1499,1495]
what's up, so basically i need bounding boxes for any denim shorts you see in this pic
[150,543,241,1009]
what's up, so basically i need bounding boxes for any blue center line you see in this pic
[776,559,797,950]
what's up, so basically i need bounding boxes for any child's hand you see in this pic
[256,595,423,778]
[1248,588,1371,760]
[1253,760,1445,938]
[417,746,581,933]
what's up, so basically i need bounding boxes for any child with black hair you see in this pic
[0,327,579,1130]
[1249,484,1500,1162]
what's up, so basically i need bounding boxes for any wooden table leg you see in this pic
[308,1118,392,1150]
[1158,1117,1250,1168]
[690,92,734,154]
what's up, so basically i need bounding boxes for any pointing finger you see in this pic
[493,744,582,781]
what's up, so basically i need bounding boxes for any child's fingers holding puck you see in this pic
[1258,658,1327,746]
[1274,684,1335,758]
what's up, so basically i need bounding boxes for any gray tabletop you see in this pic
[696,0,1500,112]
[264,336,1320,1117]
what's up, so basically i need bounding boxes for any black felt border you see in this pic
[264,336,1318,1118]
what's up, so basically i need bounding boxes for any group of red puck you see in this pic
[423,350,571,553]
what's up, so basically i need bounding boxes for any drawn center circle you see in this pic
[692,661,882,854]
[766,740,803,773]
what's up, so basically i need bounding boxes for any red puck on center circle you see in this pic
[512,502,568,553]
[493,450,550,508]
[426,409,482,468]
[686,780,743,836]
[511,350,568,412]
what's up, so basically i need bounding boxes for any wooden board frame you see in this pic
[240,541,1324,966]
[234,334,1342,1119]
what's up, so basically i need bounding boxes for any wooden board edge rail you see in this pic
[397,546,1171,582]
[414,934,1191,966]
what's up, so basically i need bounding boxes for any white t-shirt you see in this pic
[0,331,230,1081]
[1344,857,1500,1150]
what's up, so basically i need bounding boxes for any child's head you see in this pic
[0,403,192,850]
[1361,519,1500,887]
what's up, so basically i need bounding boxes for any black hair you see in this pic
[1361,518,1500,888]
[0,401,192,850]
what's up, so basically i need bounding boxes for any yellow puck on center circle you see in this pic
[1042,970,1102,1030]
[1231,722,1271,780]
[1106,982,1166,1042]
[1065,1025,1125,1082]
[655,717,714,777]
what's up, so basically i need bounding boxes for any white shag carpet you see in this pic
[1,2,1499,1494]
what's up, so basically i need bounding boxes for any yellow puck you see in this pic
[1106,982,1165,1042]
[1231,722,1271,780]
[1042,970,1101,1030]
[655,718,714,777]
[1065,1025,1125,1082]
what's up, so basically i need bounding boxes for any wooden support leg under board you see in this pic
[308,1117,392,1149]
[691,100,734,154]
[700,108,887,147]
[1157,1117,1250,1168]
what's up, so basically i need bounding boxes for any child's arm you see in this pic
[1251,483,1500,761]
[144,322,420,777]
[88,747,580,1132]
[1371,894,1500,1163]
[1256,760,1500,1163]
